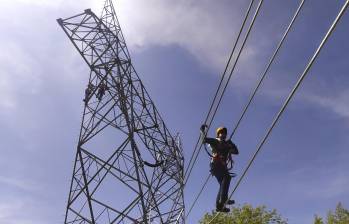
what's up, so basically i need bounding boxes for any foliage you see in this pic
[199,204,287,224]
[314,203,349,224]
[314,215,324,224]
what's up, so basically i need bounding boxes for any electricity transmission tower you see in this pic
[57,1,185,223]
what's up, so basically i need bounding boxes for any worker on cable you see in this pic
[200,125,239,212]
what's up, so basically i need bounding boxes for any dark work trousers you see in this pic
[210,162,232,209]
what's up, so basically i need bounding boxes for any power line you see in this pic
[205,0,265,136]
[184,0,265,185]
[185,174,211,219]
[229,0,306,139]
[185,1,306,218]
[184,0,265,217]
[184,0,256,181]
[207,2,349,223]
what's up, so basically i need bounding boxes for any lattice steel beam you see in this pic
[58,1,185,223]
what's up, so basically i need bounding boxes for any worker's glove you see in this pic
[200,124,208,133]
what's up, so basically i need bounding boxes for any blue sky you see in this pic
[0,0,348,223]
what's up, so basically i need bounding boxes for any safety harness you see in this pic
[203,143,236,177]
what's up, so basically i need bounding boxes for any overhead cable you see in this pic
[185,0,264,185]
[184,0,256,181]
[229,0,306,139]
[207,2,349,223]
[185,0,305,218]
[185,174,211,219]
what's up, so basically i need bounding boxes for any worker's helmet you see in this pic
[216,127,227,137]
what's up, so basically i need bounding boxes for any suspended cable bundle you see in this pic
[207,1,349,223]
[184,0,256,183]
[185,0,307,218]
[184,0,264,185]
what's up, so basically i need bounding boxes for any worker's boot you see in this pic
[226,199,235,205]
[216,207,230,213]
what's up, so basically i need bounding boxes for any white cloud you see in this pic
[0,198,50,224]
[0,0,252,113]
[0,200,24,221]
[302,90,349,118]
[114,0,241,70]
[0,41,42,109]
[264,85,349,119]
[0,0,92,112]
[0,175,42,192]
[308,174,349,198]
[288,153,349,200]
[0,0,100,11]
[0,0,258,112]
[246,70,349,120]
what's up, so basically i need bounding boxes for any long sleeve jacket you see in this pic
[203,137,239,164]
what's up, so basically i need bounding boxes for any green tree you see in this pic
[199,204,287,224]
[314,202,349,224]
[314,215,324,224]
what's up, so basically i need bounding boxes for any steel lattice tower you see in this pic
[57,1,185,223]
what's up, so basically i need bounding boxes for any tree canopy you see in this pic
[199,204,287,224]
[313,203,349,224]
[199,202,349,223]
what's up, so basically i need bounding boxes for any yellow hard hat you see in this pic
[216,127,227,137]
